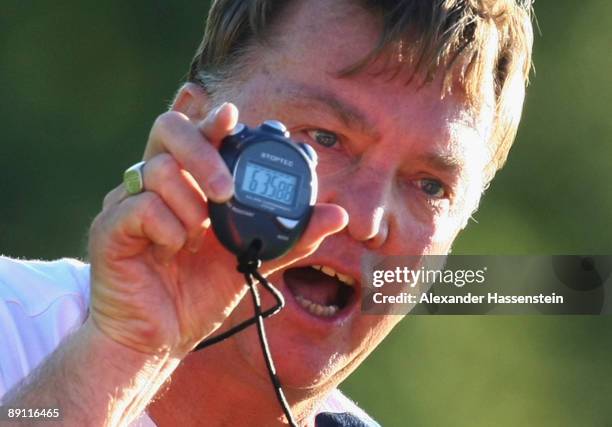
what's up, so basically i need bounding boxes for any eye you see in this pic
[307,129,338,148]
[417,178,446,198]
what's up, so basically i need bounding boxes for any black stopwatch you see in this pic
[209,120,318,261]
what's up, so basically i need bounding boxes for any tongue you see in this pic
[284,267,341,306]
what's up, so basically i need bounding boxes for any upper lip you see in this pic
[287,258,361,286]
[284,254,363,289]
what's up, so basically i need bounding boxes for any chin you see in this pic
[230,264,364,390]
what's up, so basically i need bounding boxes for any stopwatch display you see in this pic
[241,162,298,206]
[209,120,318,260]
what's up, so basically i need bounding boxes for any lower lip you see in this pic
[279,272,359,328]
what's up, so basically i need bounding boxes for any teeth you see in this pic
[295,294,339,317]
[321,265,336,277]
[312,265,356,286]
[337,272,355,286]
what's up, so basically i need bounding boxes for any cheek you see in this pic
[313,147,355,180]
[391,215,437,253]
[387,194,465,255]
[314,158,356,203]
[428,219,462,252]
[385,188,438,248]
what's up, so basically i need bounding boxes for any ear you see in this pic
[171,82,211,122]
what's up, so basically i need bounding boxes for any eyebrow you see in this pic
[417,152,464,175]
[280,84,382,141]
[279,83,466,176]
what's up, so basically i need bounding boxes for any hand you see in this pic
[87,102,348,358]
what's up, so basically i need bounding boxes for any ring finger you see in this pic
[140,153,210,252]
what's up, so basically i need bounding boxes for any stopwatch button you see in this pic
[228,123,246,136]
[276,216,300,230]
[262,120,290,137]
[298,142,318,165]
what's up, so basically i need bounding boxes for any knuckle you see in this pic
[137,191,163,219]
[149,153,180,184]
[197,146,225,175]
[299,239,323,257]
[153,111,189,136]
[88,208,119,252]
[102,190,116,209]
[182,136,210,161]
[294,246,313,260]
[136,193,186,248]
[88,211,105,240]
[102,185,125,209]
[114,191,160,228]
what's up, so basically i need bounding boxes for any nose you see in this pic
[328,165,391,249]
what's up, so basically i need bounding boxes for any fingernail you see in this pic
[188,234,204,253]
[209,174,233,200]
[188,221,210,253]
[213,102,228,119]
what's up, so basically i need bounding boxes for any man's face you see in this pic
[209,0,492,393]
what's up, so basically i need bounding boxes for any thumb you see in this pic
[270,203,348,270]
[198,102,240,147]
[301,203,349,250]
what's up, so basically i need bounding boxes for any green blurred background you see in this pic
[1,1,611,426]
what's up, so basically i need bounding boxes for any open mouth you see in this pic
[284,265,357,318]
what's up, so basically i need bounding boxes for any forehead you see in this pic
[277,0,377,60]
[235,0,493,164]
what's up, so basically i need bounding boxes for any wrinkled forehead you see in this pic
[259,0,496,131]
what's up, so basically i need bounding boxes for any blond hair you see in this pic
[189,0,534,179]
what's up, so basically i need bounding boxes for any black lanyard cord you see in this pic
[245,269,298,427]
[193,244,299,427]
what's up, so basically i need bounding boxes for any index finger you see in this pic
[197,102,239,145]
[142,108,238,202]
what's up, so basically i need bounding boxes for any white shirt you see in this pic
[0,256,377,426]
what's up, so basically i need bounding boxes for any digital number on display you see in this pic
[242,162,298,206]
